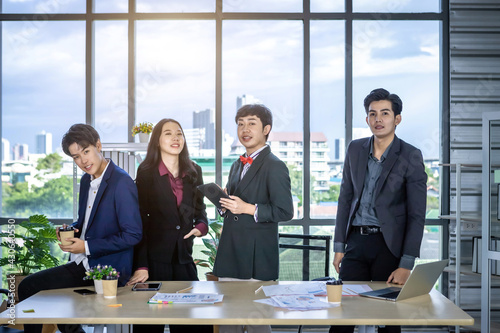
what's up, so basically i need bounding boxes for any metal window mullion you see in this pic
[345,0,353,146]
[303,0,311,224]
[85,0,94,126]
[128,0,136,143]
[440,0,451,298]
[302,0,311,281]
[216,0,223,187]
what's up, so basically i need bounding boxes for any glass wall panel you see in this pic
[95,0,128,13]
[136,20,215,215]
[310,20,344,219]
[311,0,344,13]
[352,20,440,218]
[2,0,85,13]
[353,0,439,13]
[137,0,214,13]
[95,21,128,143]
[1,21,85,218]
[222,20,303,220]
[223,0,301,13]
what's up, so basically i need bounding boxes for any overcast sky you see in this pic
[1,0,440,160]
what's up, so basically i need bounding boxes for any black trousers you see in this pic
[132,259,213,333]
[329,232,401,333]
[18,262,93,333]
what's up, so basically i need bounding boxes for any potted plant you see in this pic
[0,215,60,332]
[194,219,222,281]
[0,214,59,293]
[132,122,154,143]
[84,264,120,295]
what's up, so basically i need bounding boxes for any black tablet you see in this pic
[197,183,231,209]
[132,282,162,291]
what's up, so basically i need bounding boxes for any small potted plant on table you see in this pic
[84,265,120,297]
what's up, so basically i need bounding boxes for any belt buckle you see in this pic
[360,226,369,235]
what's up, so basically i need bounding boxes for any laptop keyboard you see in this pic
[379,291,400,299]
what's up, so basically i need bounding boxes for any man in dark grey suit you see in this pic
[331,89,428,333]
[214,104,294,333]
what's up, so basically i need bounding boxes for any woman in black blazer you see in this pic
[128,118,211,333]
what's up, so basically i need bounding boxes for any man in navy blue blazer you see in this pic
[331,89,427,333]
[19,124,142,333]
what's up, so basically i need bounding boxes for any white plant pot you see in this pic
[138,133,150,143]
[94,279,103,294]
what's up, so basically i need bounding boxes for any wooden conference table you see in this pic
[0,281,473,327]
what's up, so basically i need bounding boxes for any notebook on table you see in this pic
[359,259,449,302]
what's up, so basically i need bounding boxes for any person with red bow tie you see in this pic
[214,104,294,333]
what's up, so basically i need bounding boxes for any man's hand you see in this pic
[387,267,411,285]
[59,238,85,254]
[333,252,345,274]
[220,195,256,216]
[126,270,149,286]
[184,228,202,239]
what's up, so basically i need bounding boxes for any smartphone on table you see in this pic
[132,282,162,291]
[74,288,97,295]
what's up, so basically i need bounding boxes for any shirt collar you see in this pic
[90,159,110,187]
[158,161,183,179]
[369,137,394,162]
[245,144,268,160]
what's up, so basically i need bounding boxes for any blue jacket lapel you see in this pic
[86,160,113,231]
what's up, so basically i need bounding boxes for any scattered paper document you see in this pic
[255,294,336,311]
[263,282,327,297]
[342,284,372,296]
[149,293,223,304]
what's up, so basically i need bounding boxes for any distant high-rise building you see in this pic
[2,138,11,161]
[193,109,215,150]
[236,94,261,110]
[183,128,204,155]
[36,131,53,154]
[333,138,345,161]
[13,143,29,161]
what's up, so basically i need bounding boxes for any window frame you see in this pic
[0,0,450,262]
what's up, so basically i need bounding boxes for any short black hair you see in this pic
[235,104,273,140]
[61,124,100,156]
[363,88,403,116]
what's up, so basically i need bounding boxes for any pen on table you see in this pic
[149,300,173,304]
[255,285,263,294]
[176,286,193,293]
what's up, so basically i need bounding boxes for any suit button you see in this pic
[234,216,238,221]
[176,225,180,230]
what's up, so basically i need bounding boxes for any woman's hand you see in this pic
[126,269,149,285]
[184,228,202,239]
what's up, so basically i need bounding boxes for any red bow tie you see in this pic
[240,155,253,165]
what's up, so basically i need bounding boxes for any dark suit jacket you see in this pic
[133,163,208,268]
[334,135,428,259]
[213,146,294,281]
[72,160,143,285]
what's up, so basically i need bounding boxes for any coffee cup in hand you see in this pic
[59,226,75,246]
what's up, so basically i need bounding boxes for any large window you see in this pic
[1,21,85,218]
[0,0,447,281]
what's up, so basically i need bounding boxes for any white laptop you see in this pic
[359,259,449,302]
